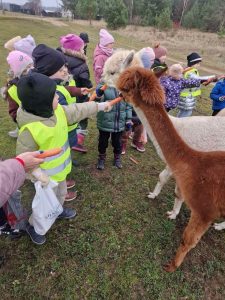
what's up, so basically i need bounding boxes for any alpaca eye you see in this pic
[111,72,115,75]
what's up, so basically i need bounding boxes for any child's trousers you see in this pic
[98,130,122,154]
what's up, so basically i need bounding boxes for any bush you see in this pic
[104,0,128,30]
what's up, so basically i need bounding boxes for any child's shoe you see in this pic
[66,179,75,189]
[97,153,106,170]
[65,191,77,202]
[131,141,146,153]
[121,143,126,155]
[113,154,122,169]
[26,224,46,245]
[57,207,77,219]
[71,144,87,153]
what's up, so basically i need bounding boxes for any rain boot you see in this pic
[97,153,106,170]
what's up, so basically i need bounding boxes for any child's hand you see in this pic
[219,96,225,101]
[97,102,112,112]
[81,88,89,95]
[96,86,105,97]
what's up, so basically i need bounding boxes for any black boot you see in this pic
[113,154,122,169]
[97,153,106,170]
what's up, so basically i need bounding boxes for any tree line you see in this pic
[61,0,225,32]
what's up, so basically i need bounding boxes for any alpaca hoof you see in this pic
[163,261,177,272]
[166,210,177,220]
[213,222,225,231]
[148,192,156,199]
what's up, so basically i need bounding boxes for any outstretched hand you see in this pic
[16,151,44,171]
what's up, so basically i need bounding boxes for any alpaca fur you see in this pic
[103,50,225,230]
[117,66,225,272]
[101,49,143,87]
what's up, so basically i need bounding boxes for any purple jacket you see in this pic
[93,44,111,85]
[160,76,201,109]
[0,159,25,207]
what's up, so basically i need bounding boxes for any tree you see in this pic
[104,0,128,29]
[61,0,79,18]
[155,7,172,30]
[76,0,97,24]
[28,0,42,15]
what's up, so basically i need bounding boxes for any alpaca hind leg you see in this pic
[164,213,211,272]
[166,185,183,220]
[213,221,225,231]
[148,167,172,199]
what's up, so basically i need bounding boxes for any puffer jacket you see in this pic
[0,159,25,208]
[96,84,132,132]
[93,44,111,84]
[210,79,225,110]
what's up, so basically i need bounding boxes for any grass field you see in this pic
[0,15,225,300]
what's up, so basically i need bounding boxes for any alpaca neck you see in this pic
[137,102,191,169]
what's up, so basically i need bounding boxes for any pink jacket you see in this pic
[93,44,111,84]
[0,159,25,207]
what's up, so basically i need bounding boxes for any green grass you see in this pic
[0,16,225,300]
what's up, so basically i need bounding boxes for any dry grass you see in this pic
[117,25,225,72]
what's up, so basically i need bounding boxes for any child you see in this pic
[95,84,132,170]
[177,52,215,117]
[32,44,89,200]
[16,72,111,245]
[151,60,168,78]
[3,51,33,138]
[4,35,36,57]
[79,32,89,55]
[93,29,115,85]
[153,43,168,64]
[59,34,93,150]
[210,78,225,116]
[160,64,202,112]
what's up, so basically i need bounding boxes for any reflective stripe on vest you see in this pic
[56,85,78,132]
[180,68,201,97]
[19,104,71,181]
[8,85,21,106]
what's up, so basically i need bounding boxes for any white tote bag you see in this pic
[32,180,63,235]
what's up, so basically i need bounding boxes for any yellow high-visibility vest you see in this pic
[8,85,21,106]
[56,85,78,132]
[180,68,201,97]
[19,104,71,182]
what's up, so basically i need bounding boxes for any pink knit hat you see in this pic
[60,34,84,51]
[153,43,168,59]
[7,50,33,78]
[99,29,114,47]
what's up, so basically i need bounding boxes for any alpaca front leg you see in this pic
[148,167,172,199]
[213,221,225,231]
[164,213,211,272]
[166,185,183,219]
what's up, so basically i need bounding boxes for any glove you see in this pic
[96,86,105,97]
[31,168,50,186]
[97,101,112,112]
[125,120,133,131]
[219,96,225,101]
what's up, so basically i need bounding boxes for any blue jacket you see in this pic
[210,79,225,110]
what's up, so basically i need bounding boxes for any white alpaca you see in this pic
[102,50,225,230]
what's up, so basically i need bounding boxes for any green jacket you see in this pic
[97,86,132,132]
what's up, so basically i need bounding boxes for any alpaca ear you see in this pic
[121,51,135,70]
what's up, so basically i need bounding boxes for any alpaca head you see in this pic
[117,66,165,107]
[102,49,143,87]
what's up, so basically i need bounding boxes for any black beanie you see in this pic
[79,32,89,43]
[32,44,66,76]
[187,52,202,67]
[17,72,56,118]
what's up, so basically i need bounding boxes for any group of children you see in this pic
[1,28,225,245]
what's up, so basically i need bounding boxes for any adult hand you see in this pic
[16,151,44,171]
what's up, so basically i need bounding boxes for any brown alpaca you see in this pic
[117,66,225,272]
